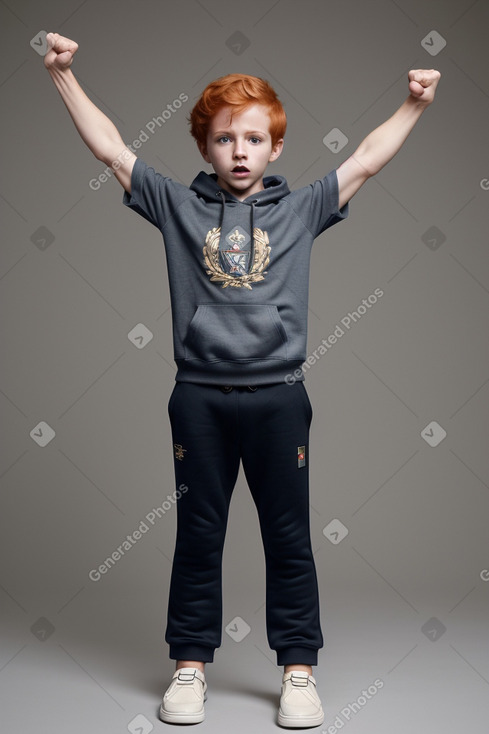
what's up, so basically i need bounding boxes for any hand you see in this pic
[408,69,441,106]
[44,32,79,71]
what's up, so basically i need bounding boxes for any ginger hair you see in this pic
[189,73,287,147]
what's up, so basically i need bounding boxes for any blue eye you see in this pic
[250,137,261,144]
[217,136,230,143]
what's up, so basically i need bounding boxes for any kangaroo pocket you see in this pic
[183,304,289,362]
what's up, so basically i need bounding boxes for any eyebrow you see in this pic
[213,129,267,136]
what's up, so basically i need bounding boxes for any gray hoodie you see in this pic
[123,158,349,385]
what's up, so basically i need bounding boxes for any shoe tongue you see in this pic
[290,671,309,686]
[177,668,202,681]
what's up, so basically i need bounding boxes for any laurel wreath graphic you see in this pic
[203,227,270,289]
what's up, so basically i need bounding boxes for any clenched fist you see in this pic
[408,69,441,106]
[44,32,79,71]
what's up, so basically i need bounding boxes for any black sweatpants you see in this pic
[164,380,323,666]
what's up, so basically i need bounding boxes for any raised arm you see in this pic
[336,69,441,210]
[44,32,136,193]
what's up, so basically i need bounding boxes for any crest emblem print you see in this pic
[203,226,271,289]
[223,227,250,275]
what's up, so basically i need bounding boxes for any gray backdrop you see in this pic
[1,1,488,732]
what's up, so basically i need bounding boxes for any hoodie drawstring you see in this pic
[216,190,257,275]
[216,190,226,234]
[250,199,257,272]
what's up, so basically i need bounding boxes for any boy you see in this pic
[44,32,440,728]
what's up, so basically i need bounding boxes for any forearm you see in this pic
[353,95,427,177]
[48,66,125,162]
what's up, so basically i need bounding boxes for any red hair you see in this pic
[189,73,287,148]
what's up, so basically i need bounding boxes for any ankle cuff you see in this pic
[169,644,215,663]
[276,647,318,666]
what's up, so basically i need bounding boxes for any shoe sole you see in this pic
[159,694,207,724]
[159,707,205,724]
[277,708,324,728]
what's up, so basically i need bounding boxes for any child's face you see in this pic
[199,103,283,201]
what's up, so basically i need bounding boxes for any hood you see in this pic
[189,170,290,205]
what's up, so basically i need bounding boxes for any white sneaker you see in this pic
[277,670,324,728]
[159,667,207,724]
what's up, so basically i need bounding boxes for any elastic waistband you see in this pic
[219,385,257,393]
[175,358,305,386]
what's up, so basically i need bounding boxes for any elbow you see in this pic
[97,149,116,166]
[353,150,378,179]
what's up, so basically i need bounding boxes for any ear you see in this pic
[198,141,211,163]
[269,138,284,163]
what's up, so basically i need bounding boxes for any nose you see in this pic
[233,138,246,159]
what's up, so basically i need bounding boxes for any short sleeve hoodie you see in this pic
[123,158,349,385]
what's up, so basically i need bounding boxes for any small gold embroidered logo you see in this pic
[174,443,187,461]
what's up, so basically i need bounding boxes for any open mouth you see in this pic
[232,165,250,175]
